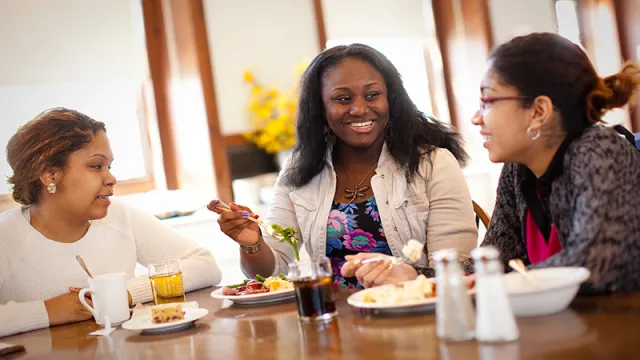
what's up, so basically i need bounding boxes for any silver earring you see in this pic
[47,183,57,194]
[526,126,541,141]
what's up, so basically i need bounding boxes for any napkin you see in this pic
[88,316,116,337]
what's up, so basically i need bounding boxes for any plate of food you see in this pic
[211,274,296,305]
[347,275,475,314]
[121,303,208,334]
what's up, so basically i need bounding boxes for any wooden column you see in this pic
[312,0,328,50]
[431,0,493,130]
[614,0,640,132]
[165,0,233,201]
[141,0,181,190]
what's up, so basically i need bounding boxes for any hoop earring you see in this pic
[47,183,57,194]
[526,126,541,141]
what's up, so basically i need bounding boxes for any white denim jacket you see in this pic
[263,145,477,276]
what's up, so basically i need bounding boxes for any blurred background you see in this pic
[1,0,638,284]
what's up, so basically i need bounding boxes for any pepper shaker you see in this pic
[472,246,519,342]
[434,248,475,341]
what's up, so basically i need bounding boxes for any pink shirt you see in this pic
[525,210,562,264]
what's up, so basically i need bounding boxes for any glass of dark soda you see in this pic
[288,257,337,322]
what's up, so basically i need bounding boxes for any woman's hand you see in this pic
[207,201,261,246]
[44,290,93,326]
[342,253,419,288]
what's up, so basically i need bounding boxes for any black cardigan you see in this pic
[466,126,640,292]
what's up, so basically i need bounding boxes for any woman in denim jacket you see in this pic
[211,44,477,289]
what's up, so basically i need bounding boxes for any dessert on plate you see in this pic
[151,303,185,324]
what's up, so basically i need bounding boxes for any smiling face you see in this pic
[321,57,389,150]
[471,66,534,164]
[44,131,117,220]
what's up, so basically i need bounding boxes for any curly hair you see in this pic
[489,32,640,134]
[6,108,106,205]
[283,44,468,188]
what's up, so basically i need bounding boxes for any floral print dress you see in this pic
[326,196,392,289]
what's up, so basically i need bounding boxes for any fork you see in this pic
[212,200,284,240]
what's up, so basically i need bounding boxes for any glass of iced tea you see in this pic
[288,257,337,322]
[148,260,186,305]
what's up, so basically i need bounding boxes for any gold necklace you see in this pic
[341,163,378,204]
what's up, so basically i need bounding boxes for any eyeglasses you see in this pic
[479,96,532,111]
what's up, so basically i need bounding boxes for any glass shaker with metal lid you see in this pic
[434,248,475,341]
[472,246,519,342]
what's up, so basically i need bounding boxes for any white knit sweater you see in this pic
[0,200,222,338]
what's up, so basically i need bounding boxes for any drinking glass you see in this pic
[148,260,186,305]
[288,257,337,322]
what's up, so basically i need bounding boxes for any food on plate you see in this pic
[361,275,476,305]
[263,276,294,292]
[271,224,300,261]
[151,303,185,324]
[362,275,434,304]
[221,274,293,296]
[402,239,424,262]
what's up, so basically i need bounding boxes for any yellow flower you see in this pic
[267,89,279,99]
[256,107,272,120]
[243,70,255,83]
[242,64,302,153]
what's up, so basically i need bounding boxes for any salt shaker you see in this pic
[434,248,475,341]
[472,246,519,342]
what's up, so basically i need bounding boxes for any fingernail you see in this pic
[213,200,220,205]
[241,211,249,217]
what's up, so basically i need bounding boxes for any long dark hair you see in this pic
[283,44,468,188]
[489,32,640,135]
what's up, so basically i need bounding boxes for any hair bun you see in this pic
[586,62,640,124]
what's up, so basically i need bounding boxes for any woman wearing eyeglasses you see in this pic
[470,32,640,292]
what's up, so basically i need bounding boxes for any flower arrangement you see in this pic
[242,63,306,154]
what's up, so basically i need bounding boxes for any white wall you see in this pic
[0,0,147,85]
[203,0,321,135]
[0,0,154,194]
[323,0,429,39]
[489,0,557,45]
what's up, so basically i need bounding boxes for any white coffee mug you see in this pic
[79,273,130,326]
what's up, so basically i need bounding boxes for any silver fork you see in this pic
[212,200,284,240]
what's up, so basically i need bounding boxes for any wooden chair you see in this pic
[472,200,490,229]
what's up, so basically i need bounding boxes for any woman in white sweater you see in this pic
[0,108,221,338]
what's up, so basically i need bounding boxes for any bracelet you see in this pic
[240,242,261,254]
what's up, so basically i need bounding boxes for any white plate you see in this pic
[211,287,296,305]
[347,279,475,314]
[347,284,438,311]
[121,308,208,334]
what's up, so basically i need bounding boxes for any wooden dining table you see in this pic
[3,287,640,360]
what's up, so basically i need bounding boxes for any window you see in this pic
[556,0,582,46]
[554,0,628,126]
[0,0,157,195]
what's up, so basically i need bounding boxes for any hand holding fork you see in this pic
[207,200,284,240]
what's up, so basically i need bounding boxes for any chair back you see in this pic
[472,200,490,229]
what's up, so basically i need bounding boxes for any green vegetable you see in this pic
[226,279,249,288]
[277,274,288,281]
[271,224,300,261]
[255,274,267,282]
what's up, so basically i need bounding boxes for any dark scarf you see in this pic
[520,135,578,241]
